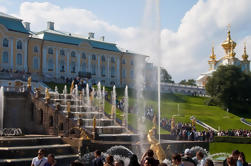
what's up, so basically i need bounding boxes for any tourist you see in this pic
[91,150,104,166]
[227,157,237,166]
[223,150,240,166]
[195,151,205,166]
[128,154,140,166]
[31,149,48,166]
[71,160,84,166]
[172,153,183,166]
[159,163,168,166]
[144,157,155,166]
[182,149,196,166]
[237,152,248,166]
[104,155,114,166]
[114,160,124,166]
[140,149,160,166]
[44,154,57,166]
[205,159,214,166]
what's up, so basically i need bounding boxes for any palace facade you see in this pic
[196,28,250,87]
[0,12,147,87]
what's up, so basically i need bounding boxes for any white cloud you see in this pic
[0,5,7,13]
[16,0,251,81]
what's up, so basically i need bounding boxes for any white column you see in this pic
[88,55,91,72]
[98,55,100,77]
[24,40,28,72]
[10,39,13,69]
[116,57,120,86]
[56,48,59,78]
[77,52,80,74]
[66,50,70,77]
[42,47,47,73]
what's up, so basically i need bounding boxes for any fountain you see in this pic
[64,85,68,113]
[111,85,116,123]
[124,85,128,130]
[0,87,4,130]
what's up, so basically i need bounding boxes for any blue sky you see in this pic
[1,0,251,81]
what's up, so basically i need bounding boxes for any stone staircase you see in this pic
[0,135,79,166]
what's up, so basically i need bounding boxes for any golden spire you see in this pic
[221,24,236,56]
[242,42,249,61]
[209,44,216,60]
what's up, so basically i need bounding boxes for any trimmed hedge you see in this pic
[214,136,251,144]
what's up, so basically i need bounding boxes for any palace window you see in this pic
[71,62,76,73]
[122,69,126,78]
[17,40,22,49]
[111,65,116,77]
[82,52,86,59]
[111,57,115,63]
[130,70,134,78]
[48,47,53,54]
[60,50,65,56]
[48,58,54,71]
[122,59,126,64]
[16,53,22,65]
[60,60,65,72]
[92,54,96,61]
[2,51,8,63]
[101,65,106,76]
[33,46,38,53]
[101,55,106,62]
[81,62,86,73]
[71,51,76,57]
[130,60,134,65]
[91,63,96,75]
[3,38,8,47]
[33,56,39,70]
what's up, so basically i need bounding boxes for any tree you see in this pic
[205,65,251,113]
[161,68,174,83]
[179,79,196,86]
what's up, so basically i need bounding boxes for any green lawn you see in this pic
[210,142,251,162]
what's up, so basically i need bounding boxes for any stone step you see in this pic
[0,154,79,166]
[0,136,63,147]
[84,126,126,134]
[69,112,105,119]
[0,144,74,159]
[98,133,139,141]
[78,118,114,126]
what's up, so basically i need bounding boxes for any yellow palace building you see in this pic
[0,12,146,87]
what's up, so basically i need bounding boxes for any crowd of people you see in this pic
[31,148,248,166]
[217,129,251,137]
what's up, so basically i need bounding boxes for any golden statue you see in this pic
[147,126,166,163]
[93,115,96,129]
[67,101,71,113]
[45,88,50,100]
[70,81,74,94]
[192,118,196,127]
[171,117,175,131]
[27,76,31,87]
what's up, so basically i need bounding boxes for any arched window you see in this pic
[60,60,65,72]
[101,64,106,76]
[130,70,134,78]
[82,52,86,59]
[71,51,76,57]
[111,57,115,63]
[2,51,8,63]
[111,65,116,77]
[122,69,126,78]
[60,50,65,56]
[48,58,54,71]
[91,64,96,75]
[40,109,43,124]
[33,56,39,70]
[16,53,22,65]
[17,40,22,49]
[33,46,38,53]
[101,55,105,62]
[3,38,8,47]
[92,54,96,61]
[81,62,86,73]
[130,60,134,65]
[49,116,53,127]
[122,59,126,64]
[71,62,76,73]
[48,47,53,54]
[60,123,64,130]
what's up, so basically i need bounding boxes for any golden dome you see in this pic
[242,43,249,61]
[221,26,236,56]
[209,46,216,60]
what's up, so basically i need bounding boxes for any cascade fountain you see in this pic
[86,84,90,110]
[64,85,68,113]
[0,87,4,130]
[124,85,128,130]
[102,86,105,112]
[111,85,116,123]
[97,82,102,126]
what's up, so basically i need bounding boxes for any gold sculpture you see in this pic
[70,81,74,94]
[192,118,196,127]
[147,125,166,163]
[93,115,96,129]
[45,88,50,100]
[67,101,71,113]
[171,117,175,131]
[242,42,249,61]
[27,76,31,87]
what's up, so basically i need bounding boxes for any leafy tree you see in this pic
[179,79,196,86]
[161,68,174,83]
[205,65,251,113]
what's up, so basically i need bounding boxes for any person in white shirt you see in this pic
[31,149,48,166]
[196,151,205,166]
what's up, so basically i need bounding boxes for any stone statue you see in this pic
[147,125,166,163]
[67,101,71,113]
[27,76,31,87]
[45,88,50,100]
[171,117,175,131]
[70,81,74,94]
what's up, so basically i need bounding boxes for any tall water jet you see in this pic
[86,84,90,109]
[102,86,105,112]
[64,85,68,112]
[124,85,128,130]
[111,85,116,123]
[0,87,4,130]
[97,82,102,126]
